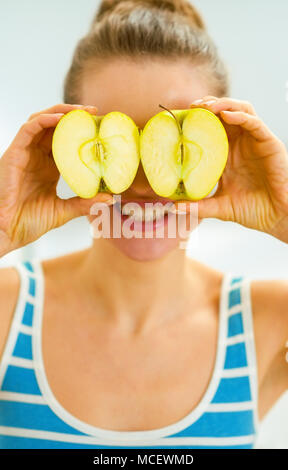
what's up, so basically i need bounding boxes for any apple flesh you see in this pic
[52,109,140,198]
[139,107,229,200]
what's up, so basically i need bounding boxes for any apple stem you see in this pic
[159,104,184,165]
[158,104,182,135]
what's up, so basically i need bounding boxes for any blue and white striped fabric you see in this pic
[0,260,259,449]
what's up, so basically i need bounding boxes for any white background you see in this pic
[0,0,288,448]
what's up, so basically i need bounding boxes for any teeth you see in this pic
[121,202,174,222]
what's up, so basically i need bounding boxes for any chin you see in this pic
[109,237,181,262]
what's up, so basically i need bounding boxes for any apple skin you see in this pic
[52,110,140,198]
[93,109,191,200]
[90,112,140,195]
[52,108,227,201]
[139,108,228,201]
[92,114,122,195]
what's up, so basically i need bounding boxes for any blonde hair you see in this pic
[63,0,230,103]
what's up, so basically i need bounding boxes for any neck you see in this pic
[79,238,193,333]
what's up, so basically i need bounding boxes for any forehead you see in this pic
[80,57,211,128]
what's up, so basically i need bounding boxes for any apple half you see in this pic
[139,107,229,200]
[52,109,140,198]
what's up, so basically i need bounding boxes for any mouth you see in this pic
[113,198,176,230]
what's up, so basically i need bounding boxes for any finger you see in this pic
[190,95,218,105]
[197,196,234,221]
[56,193,115,225]
[28,103,98,121]
[27,105,99,148]
[190,96,257,116]
[173,196,234,222]
[219,110,275,142]
[12,113,65,151]
[34,127,55,153]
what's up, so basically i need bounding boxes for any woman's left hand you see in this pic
[176,96,288,243]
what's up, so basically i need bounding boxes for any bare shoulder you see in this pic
[185,256,224,305]
[0,249,89,363]
[0,266,21,362]
[41,248,90,286]
[250,278,288,384]
[250,278,288,351]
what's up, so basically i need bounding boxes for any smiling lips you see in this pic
[113,198,175,230]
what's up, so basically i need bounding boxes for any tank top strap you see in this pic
[239,275,259,435]
[14,259,42,328]
[219,274,259,436]
[0,259,43,393]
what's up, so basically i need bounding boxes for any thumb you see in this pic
[55,193,115,225]
[196,197,223,219]
[174,195,234,221]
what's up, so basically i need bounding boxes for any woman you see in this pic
[0,0,287,450]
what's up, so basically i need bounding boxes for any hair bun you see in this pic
[95,0,206,30]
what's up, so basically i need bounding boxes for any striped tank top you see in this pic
[0,260,259,449]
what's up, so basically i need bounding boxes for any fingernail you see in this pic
[191,99,204,105]
[168,206,177,214]
[104,195,116,206]
[174,203,188,214]
[204,99,217,105]
[99,196,114,206]
[95,193,115,205]
[106,198,115,206]
[167,205,186,214]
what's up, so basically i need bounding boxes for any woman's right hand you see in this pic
[0,103,114,257]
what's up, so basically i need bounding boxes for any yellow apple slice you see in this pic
[140,107,228,200]
[52,109,140,198]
